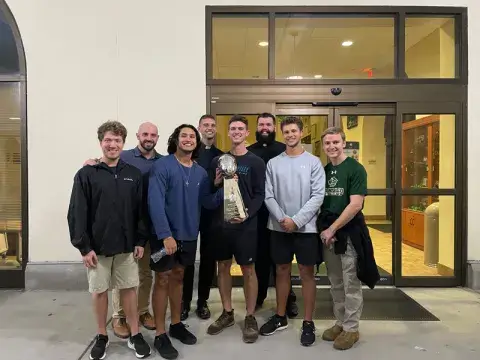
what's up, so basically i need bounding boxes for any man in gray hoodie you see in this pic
[259,116,325,347]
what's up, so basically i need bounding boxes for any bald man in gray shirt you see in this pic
[259,116,325,347]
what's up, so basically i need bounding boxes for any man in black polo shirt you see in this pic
[181,114,223,320]
[84,121,161,338]
[247,113,298,318]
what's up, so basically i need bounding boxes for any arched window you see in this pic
[0,0,27,288]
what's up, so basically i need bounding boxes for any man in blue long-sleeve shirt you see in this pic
[148,124,222,360]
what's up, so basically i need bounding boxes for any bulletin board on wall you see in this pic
[344,141,360,161]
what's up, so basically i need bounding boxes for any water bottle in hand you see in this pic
[151,248,167,263]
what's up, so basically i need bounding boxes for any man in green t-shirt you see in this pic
[318,127,368,351]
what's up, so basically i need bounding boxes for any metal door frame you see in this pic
[394,101,463,287]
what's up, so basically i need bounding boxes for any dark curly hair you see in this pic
[167,124,202,159]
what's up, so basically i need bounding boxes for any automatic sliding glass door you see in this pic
[211,102,397,287]
[333,105,396,286]
[276,104,396,286]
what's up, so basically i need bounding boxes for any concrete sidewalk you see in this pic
[0,287,479,360]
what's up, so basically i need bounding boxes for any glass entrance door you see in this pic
[335,105,395,285]
[211,102,395,286]
[395,102,462,287]
[276,103,395,286]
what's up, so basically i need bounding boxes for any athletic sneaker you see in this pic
[169,322,197,345]
[127,333,151,358]
[154,333,178,360]
[259,314,288,336]
[300,320,316,346]
[90,334,109,360]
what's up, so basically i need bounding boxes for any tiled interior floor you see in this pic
[231,221,440,277]
[0,255,21,269]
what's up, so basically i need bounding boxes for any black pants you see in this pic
[256,226,296,305]
[182,229,216,306]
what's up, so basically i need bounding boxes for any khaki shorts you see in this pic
[87,253,139,294]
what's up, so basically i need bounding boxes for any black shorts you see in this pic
[270,231,320,266]
[214,227,257,266]
[149,240,197,273]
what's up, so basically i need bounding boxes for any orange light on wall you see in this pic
[362,67,373,77]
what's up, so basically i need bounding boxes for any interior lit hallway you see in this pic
[1,265,478,360]
[232,221,440,278]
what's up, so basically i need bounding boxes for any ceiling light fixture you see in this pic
[314,75,323,79]
[287,75,303,80]
[342,40,353,47]
[258,41,269,47]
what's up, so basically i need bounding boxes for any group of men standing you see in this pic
[67,113,379,360]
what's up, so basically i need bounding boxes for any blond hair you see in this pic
[321,126,346,142]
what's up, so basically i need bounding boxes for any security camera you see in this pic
[331,88,342,96]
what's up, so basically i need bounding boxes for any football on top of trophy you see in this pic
[218,154,237,178]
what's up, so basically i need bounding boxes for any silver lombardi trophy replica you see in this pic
[218,154,247,221]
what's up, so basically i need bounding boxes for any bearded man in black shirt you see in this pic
[247,113,298,318]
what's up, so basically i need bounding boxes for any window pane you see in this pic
[0,83,22,269]
[402,114,455,189]
[212,15,268,79]
[402,196,455,277]
[405,16,456,78]
[0,14,20,73]
[275,15,394,79]
[338,114,393,188]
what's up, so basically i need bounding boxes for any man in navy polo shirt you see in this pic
[84,121,162,338]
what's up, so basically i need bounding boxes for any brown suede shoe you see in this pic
[207,310,235,335]
[322,324,343,341]
[140,312,156,330]
[242,315,259,343]
[112,318,131,339]
[333,331,360,350]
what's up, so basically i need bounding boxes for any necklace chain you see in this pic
[174,155,193,187]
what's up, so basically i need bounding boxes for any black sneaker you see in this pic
[89,334,109,360]
[154,334,178,360]
[169,322,197,345]
[127,333,151,358]
[259,314,288,336]
[300,320,316,346]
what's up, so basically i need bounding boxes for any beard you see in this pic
[255,131,276,145]
[140,140,156,152]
